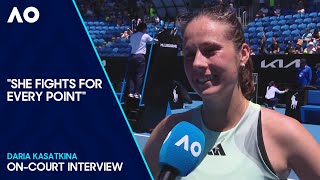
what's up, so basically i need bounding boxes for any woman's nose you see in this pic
[193,49,208,72]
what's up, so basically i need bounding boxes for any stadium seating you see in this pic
[85,4,320,57]
[256,32,263,38]
[273,31,282,37]
[293,14,301,19]
[277,36,284,43]
[244,10,320,55]
[278,20,286,26]
[256,26,264,32]
[84,20,164,56]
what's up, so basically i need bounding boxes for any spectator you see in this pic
[312,28,320,41]
[121,30,131,39]
[250,49,255,55]
[137,18,142,26]
[274,4,281,16]
[295,40,304,54]
[116,16,123,26]
[259,34,268,54]
[257,5,269,18]
[284,41,295,54]
[149,4,156,19]
[86,4,95,18]
[270,37,280,54]
[259,0,265,8]
[301,28,312,42]
[297,1,305,14]
[297,58,312,87]
[304,42,316,54]
[265,81,288,110]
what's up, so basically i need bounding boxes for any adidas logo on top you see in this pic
[208,144,226,156]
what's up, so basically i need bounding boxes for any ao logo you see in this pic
[7,7,40,23]
[164,131,202,158]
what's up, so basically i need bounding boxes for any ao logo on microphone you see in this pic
[165,131,202,158]
[7,7,40,23]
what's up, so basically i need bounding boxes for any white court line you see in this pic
[134,133,150,138]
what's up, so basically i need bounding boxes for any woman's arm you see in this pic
[262,108,320,179]
[285,120,320,179]
[274,87,287,94]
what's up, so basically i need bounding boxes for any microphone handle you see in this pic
[157,165,179,180]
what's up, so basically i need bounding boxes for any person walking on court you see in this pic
[297,58,312,88]
[127,22,156,99]
[143,3,320,180]
[265,81,288,110]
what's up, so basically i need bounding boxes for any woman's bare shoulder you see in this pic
[260,107,311,143]
[260,107,320,140]
[260,107,300,133]
[260,107,320,179]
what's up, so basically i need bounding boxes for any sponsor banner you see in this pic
[105,54,320,105]
[252,55,320,103]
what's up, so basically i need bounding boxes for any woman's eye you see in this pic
[184,54,195,60]
[202,48,216,57]
[183,50,195,60]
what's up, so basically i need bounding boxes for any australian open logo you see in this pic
[7,6,40,23]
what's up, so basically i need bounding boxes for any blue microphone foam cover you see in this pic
[159,121,205,176]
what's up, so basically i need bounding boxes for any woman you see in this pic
[270,37,280,55]
[120,30,131,39]
[265,81,288,110]
[312,28,320,41]
[143,3,320,180]
[259,35,268,55]
[301,28,312,43]
[304,42,316,54]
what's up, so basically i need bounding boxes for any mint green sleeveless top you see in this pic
[177,102,281,180]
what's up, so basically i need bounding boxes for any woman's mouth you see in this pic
[197,75,218,83]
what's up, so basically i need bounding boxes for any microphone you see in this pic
[158,121,205,180]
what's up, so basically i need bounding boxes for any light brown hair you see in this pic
[182,3,255,100]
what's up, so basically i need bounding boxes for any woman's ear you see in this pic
[240,43,250,65]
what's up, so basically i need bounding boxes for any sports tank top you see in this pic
[177,102,280,180]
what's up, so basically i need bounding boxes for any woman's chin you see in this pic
[197,86,222,98]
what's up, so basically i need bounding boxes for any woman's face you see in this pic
[183,16,247,98]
